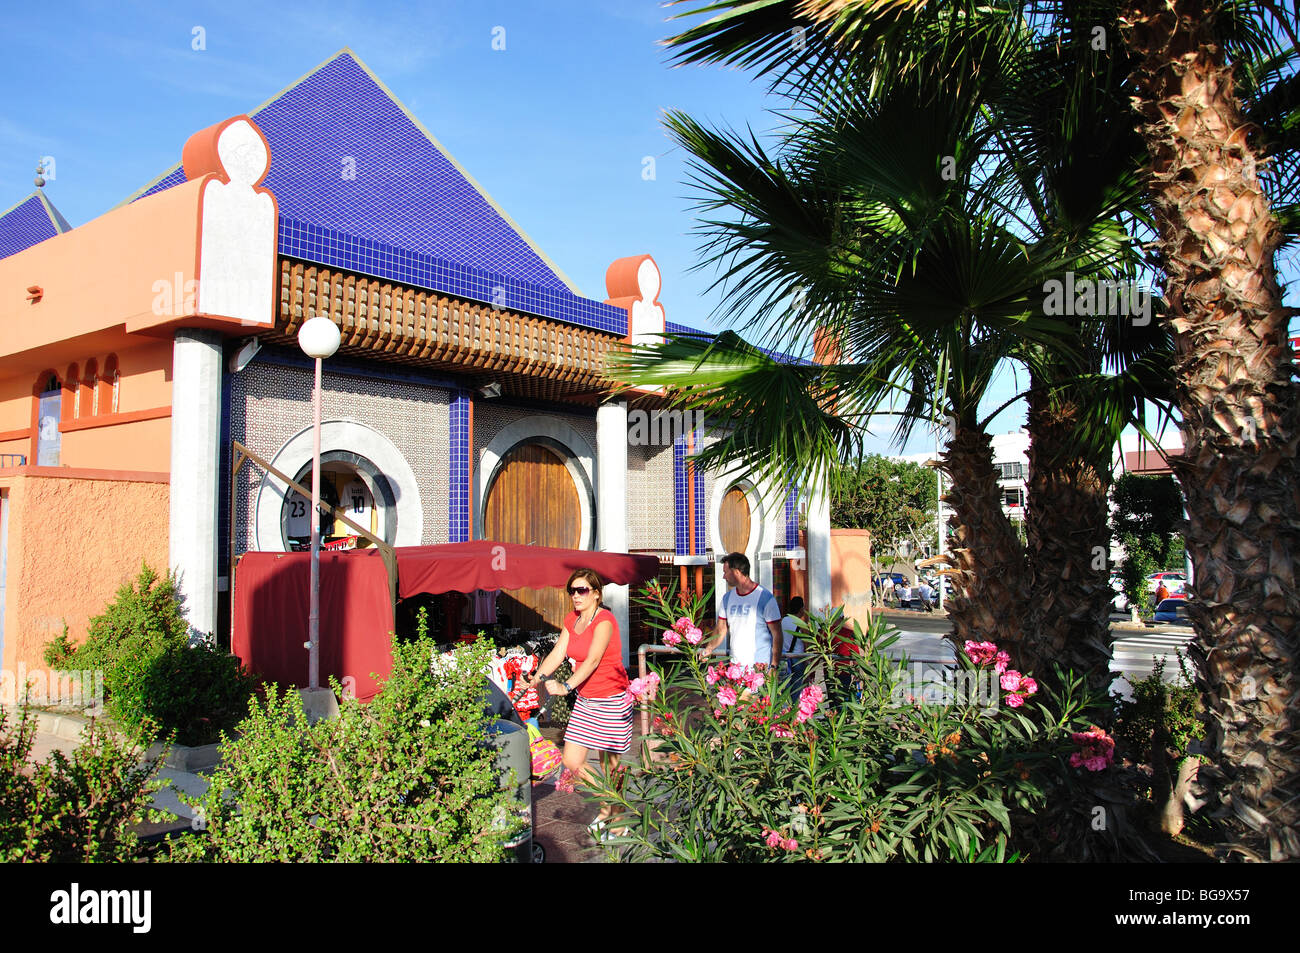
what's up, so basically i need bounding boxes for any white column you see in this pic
[596,400,630,666]
[169,329,223,641]
[807,481,832,613]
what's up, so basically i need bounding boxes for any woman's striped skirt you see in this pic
[563,690,633,753]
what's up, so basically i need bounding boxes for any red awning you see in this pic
[232,542,663,699]
[393,540,662,597]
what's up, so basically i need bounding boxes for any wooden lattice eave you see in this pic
[269,258,640,405]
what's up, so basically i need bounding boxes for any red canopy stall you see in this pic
[232,541,662,700]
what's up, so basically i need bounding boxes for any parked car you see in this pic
[1152,598,1192,625]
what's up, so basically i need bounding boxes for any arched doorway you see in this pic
[483,441,582,631]
[719,484,751,556]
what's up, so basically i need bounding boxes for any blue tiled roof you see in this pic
[0,192,71,261]
[129,50,629,335]
[664,320,813,365]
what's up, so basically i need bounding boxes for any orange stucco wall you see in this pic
[0,339,173,469]
[115,340,173,411]
[0,472,169,678]
[830,529,874,631]
[0,179,204,357]
[60,417,171,471]
[0,374,31,432]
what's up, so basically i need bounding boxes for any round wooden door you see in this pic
[719,485,751,555]
[483,442,582,631]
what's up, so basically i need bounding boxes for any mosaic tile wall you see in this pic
[626,441,675,552]
[698,432,719,558]
[785,483,801,551]
[448,393,470,542]
[228,354,451,553]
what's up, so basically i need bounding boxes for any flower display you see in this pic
[717,686,737,707]
[662,630,682,648]
[1068,726,1115,772]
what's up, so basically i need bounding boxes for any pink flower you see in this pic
[994,651,1011,674]
[782,837,798,851]
[717,686,737,707]
[726,664,743,681]
[1005,693,1026,708]
[555,769,577,794]
[1020,676,1038,696]
[799,685,825,709]
[628,672,660,702]
[684,627,703,645]
[1069,727,1115,772]
[963,640,999,666]
[745,670,765,691]
[674,617,696,634]
[771,724,794,738]
[663,631,682,648]
[1000,671,1025,692]
[705,665,721,685]
[763,828,783,848]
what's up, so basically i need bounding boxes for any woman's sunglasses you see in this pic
[567,585,593,596]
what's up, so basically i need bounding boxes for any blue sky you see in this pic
[2,1,1292,457]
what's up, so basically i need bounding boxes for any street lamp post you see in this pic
[935,427,946,613]
[298,316,341,690]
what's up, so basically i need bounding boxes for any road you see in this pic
[873,609,1196,698]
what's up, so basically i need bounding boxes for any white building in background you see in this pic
[893,428,1031,534]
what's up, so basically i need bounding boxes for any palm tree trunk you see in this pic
[941,425,1031,657]
[1024,380,1116,698]
[1121,0,1300,861]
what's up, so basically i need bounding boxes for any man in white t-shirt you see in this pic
[699,552,783,670]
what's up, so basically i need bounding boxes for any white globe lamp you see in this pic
[298,316,341,360]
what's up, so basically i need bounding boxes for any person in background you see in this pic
[525,568,631,838]
[781,596,808,684]
[698,552,783,672]
[916,579,936,613]
[1155,581,1171,605]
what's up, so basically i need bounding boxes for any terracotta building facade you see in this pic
[0,50,832,682]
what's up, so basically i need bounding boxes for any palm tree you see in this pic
[613,17,1147,661]
[657,0,1300,860]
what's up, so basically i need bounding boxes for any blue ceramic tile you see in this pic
[0,193,70,260]
[132,53,629,335]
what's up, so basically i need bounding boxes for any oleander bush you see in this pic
[0,704,165,862]
[44,563,255,746]
[166,635,523,863]
[588,581,1117,862]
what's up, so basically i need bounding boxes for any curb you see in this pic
[2,705,224,771]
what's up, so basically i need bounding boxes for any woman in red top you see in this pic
[526,567,631,834]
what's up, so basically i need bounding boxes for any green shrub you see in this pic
[47,563,254,746]
[0,705,165,862]
[166,635,522,862]
[590,585,1104,863]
